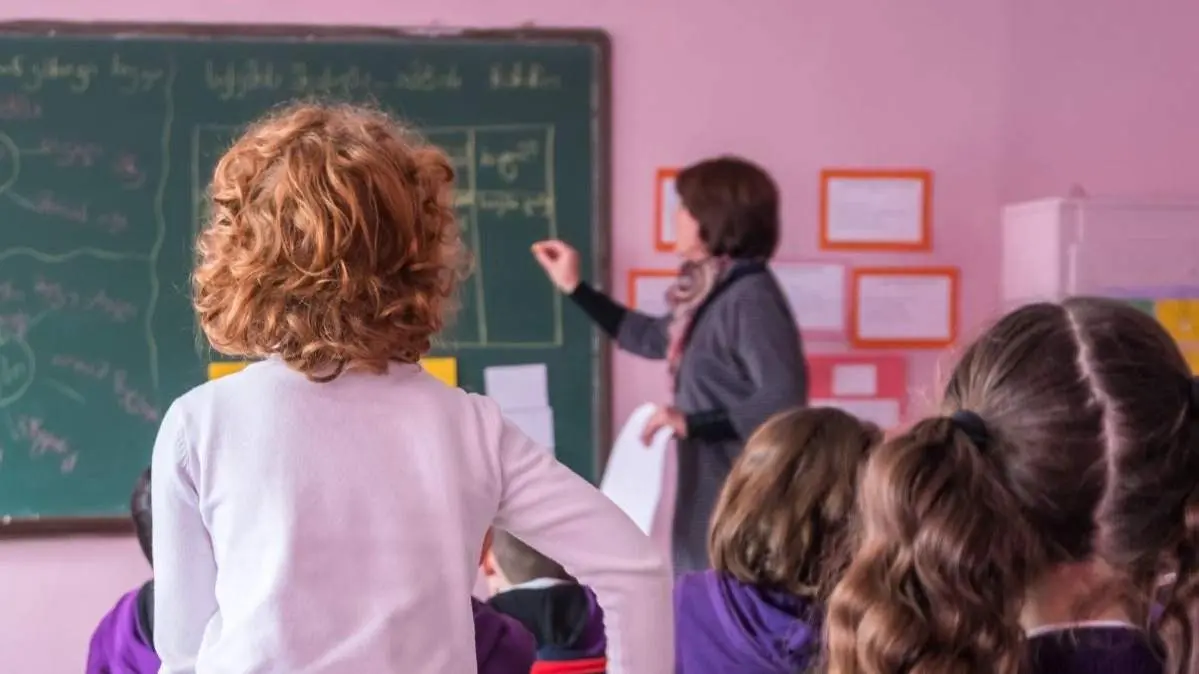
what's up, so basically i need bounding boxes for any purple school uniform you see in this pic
[87,588,533,674]
[674,571,818,674]
[474,596,538,673]
[1026,625,1162,674]
[487,582,606,660]
[87,586,160,674]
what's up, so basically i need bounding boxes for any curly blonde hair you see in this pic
[193,102,466,380]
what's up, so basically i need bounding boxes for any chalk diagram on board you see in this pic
[0,60,176,474]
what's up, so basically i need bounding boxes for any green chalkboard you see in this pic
[0,23,611,533]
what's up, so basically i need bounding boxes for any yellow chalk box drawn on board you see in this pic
[421,357,458,387]
[1154,300,1199,374]
[208,361,250,380]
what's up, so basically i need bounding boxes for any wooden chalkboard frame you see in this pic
[0,22,613,538]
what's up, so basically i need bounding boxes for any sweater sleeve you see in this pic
[570,282,672,361]
[152,402,218,674]
[492,417,673,673]
[568,282,626,337]
[684,409,738,442]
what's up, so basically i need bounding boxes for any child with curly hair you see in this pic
[674,407,880,673]
[152,102,670,674]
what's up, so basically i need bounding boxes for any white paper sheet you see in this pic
[812,397,902,430]
[826,176,925,245]
[659,176,679,245]
[505,407,555,452]
[771,262,846,333]
[483,363,549,411]
[632,274,675,317]
[832,363,878,396]
[855,273,953,341]
[600,404,672,535]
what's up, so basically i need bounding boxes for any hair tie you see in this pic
[950,409,990,449]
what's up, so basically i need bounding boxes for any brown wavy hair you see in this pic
[193,102,467,380]
[709,406,881,599]
[825,298,1199,674]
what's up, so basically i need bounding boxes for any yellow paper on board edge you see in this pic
[421,357,458,387]
[208,362,250,380]
[1155,299,1199,342]
[1185,350,1199,376]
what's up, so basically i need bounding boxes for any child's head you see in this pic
[826,298,1199,674]
[482,529,571,595]
[131,467,151,565]
[193,102,466,380]
[707,406,881,600]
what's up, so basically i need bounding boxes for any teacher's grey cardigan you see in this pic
[570,260,808,573]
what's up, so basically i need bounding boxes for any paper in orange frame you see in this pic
[849,266,959,349]
[769,258,849,339]
[653,167,680,252]
[627,268,677,308]
[819,168,933,252]
[806,353,907,401]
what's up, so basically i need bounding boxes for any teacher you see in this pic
[532,156,808,573]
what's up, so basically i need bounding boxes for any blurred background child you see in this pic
[87,468,158,674]
[674,407,880,673]
[482,529,606,672]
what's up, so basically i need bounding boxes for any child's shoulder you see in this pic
[168,359,508,430]
[170,358,279,406]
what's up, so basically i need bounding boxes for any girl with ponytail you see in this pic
[826,298,1199,674]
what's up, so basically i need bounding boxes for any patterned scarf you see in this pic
[665,256,733,377]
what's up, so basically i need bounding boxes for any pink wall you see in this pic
[0,0,1192,671]
[1001,0,1199,201]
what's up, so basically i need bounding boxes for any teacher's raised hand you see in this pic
[531,240,581,293]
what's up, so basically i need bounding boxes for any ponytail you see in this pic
[825,415,1043,674]
[1157,491,1199,674]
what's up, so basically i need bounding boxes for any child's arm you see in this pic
[151,402,219,674]
[492,416,673,673]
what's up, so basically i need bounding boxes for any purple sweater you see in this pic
[473,597,539,672]
[674,571,818,674]
[87,587,160,674]
[87,587,536,674]
[1026,625,1163,674]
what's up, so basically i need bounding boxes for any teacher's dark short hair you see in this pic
[676,156,780,260]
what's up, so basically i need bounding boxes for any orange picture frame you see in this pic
[819,168,933,252]
[654,168,680,252]
[849,266,959,349]
[627,268,677,316]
